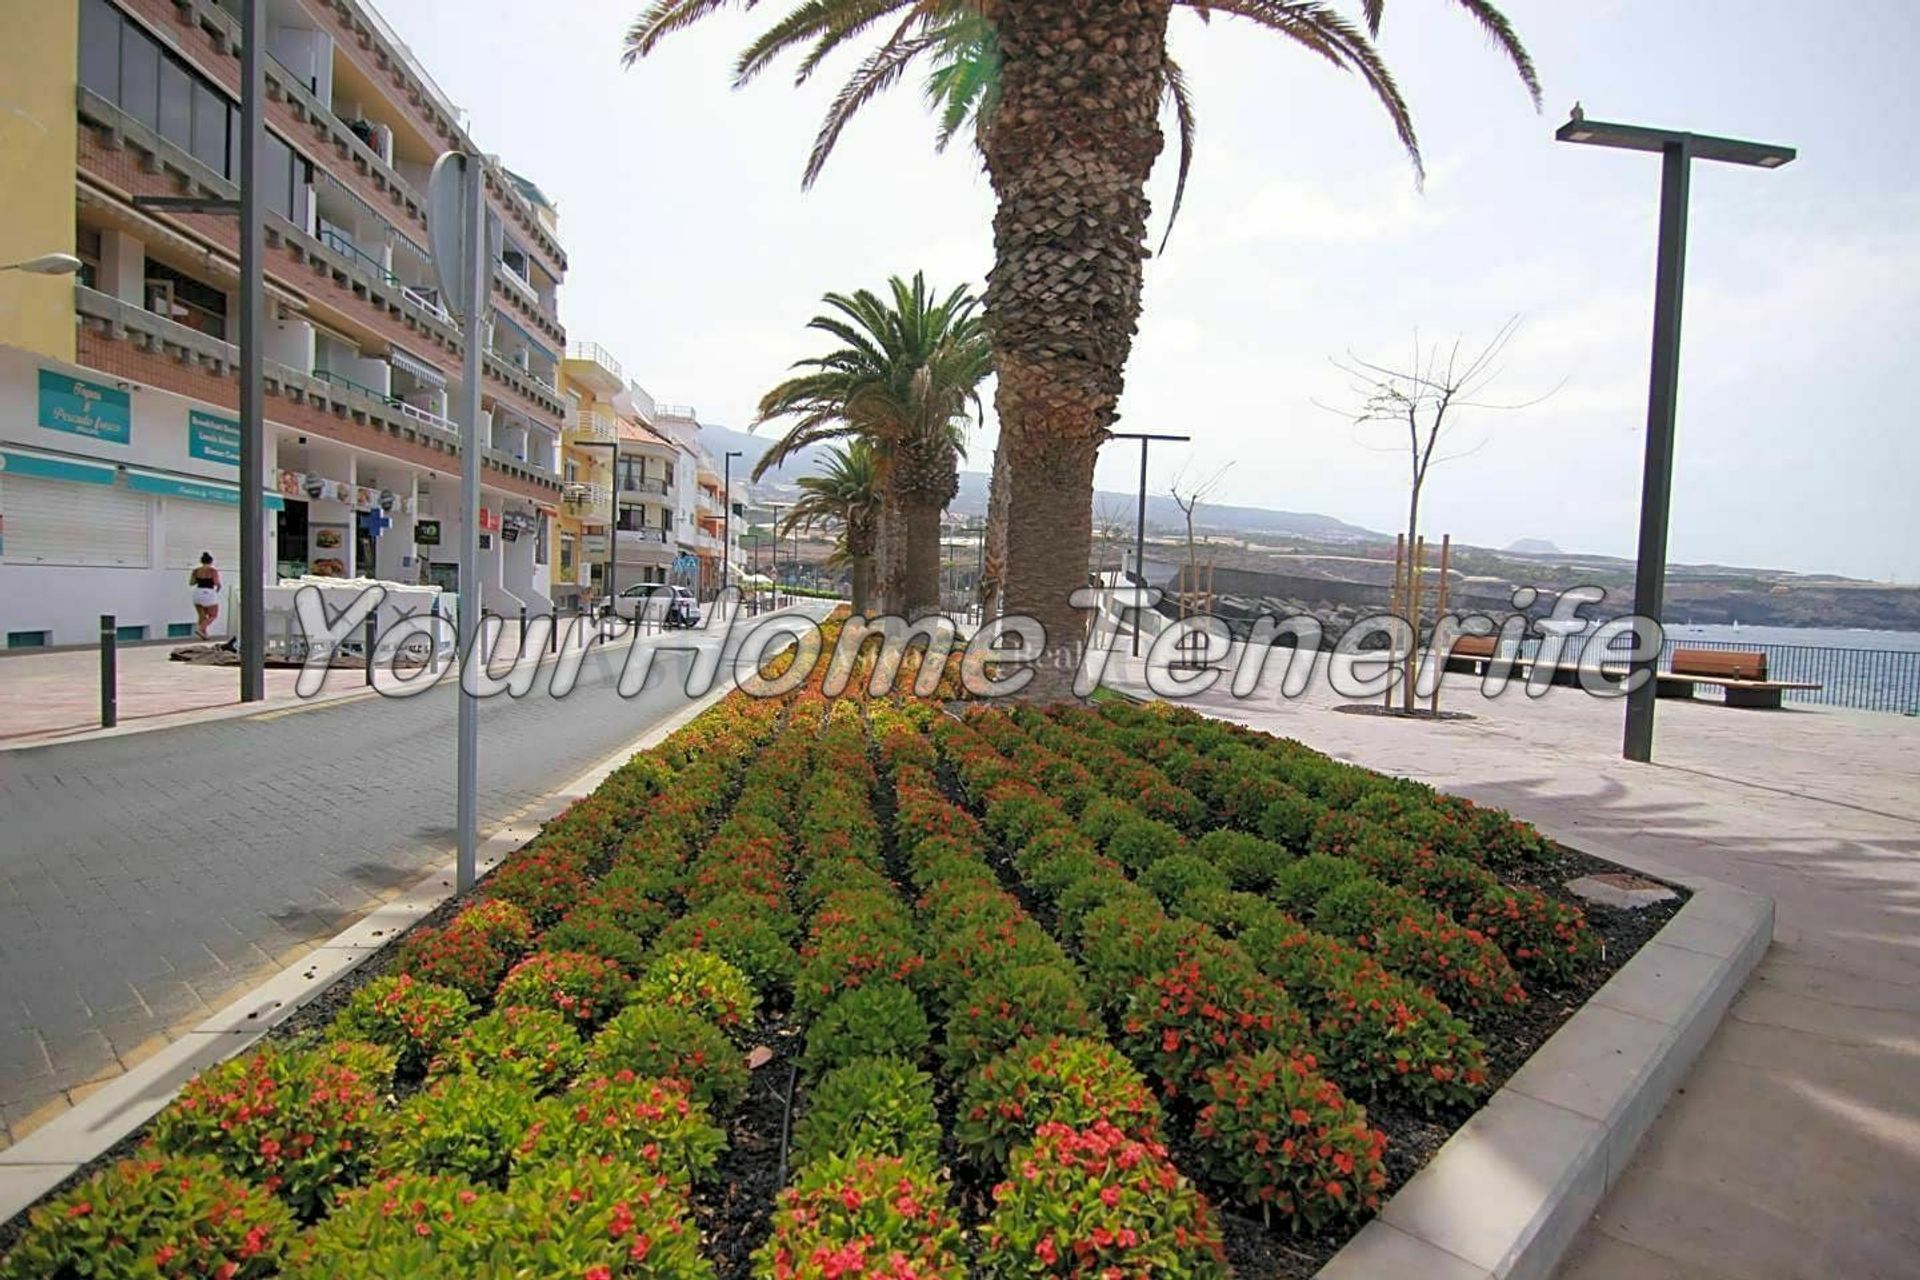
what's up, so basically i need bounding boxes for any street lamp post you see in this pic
[1106,433,1191,656]
[1557,109,1794,763]
[0,254,82,275]
[721,450,743,595]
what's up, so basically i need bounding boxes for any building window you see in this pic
[78,0,120,99]
[145,260,228,339]
[559,533,575,577]
[191,79,229,174]
[76,227,102,290]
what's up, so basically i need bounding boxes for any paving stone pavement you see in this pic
[0,613,817,1145]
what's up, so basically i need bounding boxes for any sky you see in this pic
[388,0,1920,581]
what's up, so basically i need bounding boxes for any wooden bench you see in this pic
[1655,647,1822,709]
[1441,634,1598,687]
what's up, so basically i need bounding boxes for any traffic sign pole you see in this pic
[455,153,485,893]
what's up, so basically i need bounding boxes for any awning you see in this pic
[388,343,447,388]
[0,447,117,486]
[124,466,286,510]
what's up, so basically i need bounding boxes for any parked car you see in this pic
[611,584,701,628]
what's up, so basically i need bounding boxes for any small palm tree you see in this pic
[754,273,991,617]
[782,440,882,614]
[629,0,1537,698]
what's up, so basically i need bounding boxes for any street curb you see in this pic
[0,616,672,753]
[0,679,735,1225]
[1317,880,1774,1280]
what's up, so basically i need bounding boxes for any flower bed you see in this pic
[1,633,1670,1279]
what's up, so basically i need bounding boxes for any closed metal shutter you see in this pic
[0,474,151,567]
[163,498,241,570]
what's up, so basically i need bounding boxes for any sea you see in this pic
[1602,623,1920,714]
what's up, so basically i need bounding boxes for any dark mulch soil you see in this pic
[1332,704,1478,722]
[697,1015,802,1280]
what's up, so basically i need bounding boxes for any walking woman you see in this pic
[189,552,222,640]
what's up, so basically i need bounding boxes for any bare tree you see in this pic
[1324,317,1553,707]
[1092,495,1130,576]
[1168,464,1231,618]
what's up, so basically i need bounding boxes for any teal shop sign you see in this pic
[125,470,285,511]
[38,370,131,444]
[188,410,241,467]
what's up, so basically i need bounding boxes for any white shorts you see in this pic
[192,587,221,609]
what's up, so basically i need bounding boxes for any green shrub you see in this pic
[923,918,1068,1010]
[1053,871,1159,939]
[516,1073,726,1192]
[1192,1049,1389,1230]
[495,950,632,1030]
[801,982,932,1076]
[1256,791,1322,849]
[494,1156,712,1278]
[539,911,653,975]
[794,920,925,1021]
[1238,917,1488,1111]
[791,1056,941,1168]
[652,905,798,996]
[153,1039,394,1220]
[978,1121,1229,1279]
[1268,853,1369,915]
[391,899,533,1003]
[279,1171,494,1279]
[1195,830,1294,891]
[954,1036,1162,1173]
[327,975,473,1077]
[1140,853,1231,907]
[1103,816,1189,872]
[1074,797,1134,846]
[0,1153,295,1280]
[568,878,673,940]
[587,1005,748,1112]
[485,848,591,927]
[942,965,1101,1075]
[630,949,758,1037]
[754,1153,964,1280]
[1118,952,1312,1093]
[427,1004,585,1095]
[381,1076,537,1188]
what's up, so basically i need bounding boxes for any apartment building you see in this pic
[0,0,567,646]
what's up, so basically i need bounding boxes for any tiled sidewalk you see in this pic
[1105,653,1920,1280]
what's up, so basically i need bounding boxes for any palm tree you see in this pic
[753,273,991,617]
[627,0,1538,699]
[782,439,883,614]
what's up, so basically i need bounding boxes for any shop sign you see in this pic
[415,519,443,546]
[187,411,241,467]
[39,370,131,444]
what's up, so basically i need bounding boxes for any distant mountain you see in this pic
[704,423,1379,542]
[1504,538,1562,555]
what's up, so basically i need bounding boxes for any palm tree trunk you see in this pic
[980,432,1011,615]
[851,556,874,615]
[982,0,1171,702]
[874,480,907,614]
[900,493,945,618]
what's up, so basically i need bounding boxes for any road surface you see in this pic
[0,609,822,1144]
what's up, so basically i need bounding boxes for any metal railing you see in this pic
[319,228,400,286]
[567,340,624,381]
[618,477,671,497]
[1553,633,1920,715]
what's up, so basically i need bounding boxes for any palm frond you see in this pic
[803,14,940,186]
[1157,56,1197,254]
[733,0,901,87]
[1189,0,1423,183]
[623,0,738,64]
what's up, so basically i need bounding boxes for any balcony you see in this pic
[565,341,625,396]
[566,406,617,446]
[564,483,612,518]
[619,476,671,498]
[616,528,675,562]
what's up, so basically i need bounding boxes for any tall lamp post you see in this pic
[1106,432,1191,656]
[720,450,743,594]
[1557,108,1794,763]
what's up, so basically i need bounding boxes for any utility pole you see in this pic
[1107,433,1190,656]
[237,0,266,700]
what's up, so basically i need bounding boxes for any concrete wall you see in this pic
[0,0,77,363]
